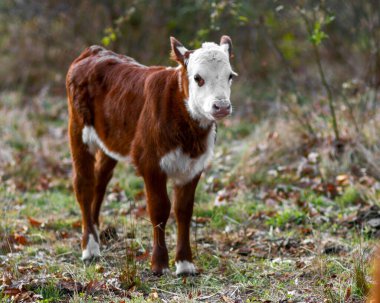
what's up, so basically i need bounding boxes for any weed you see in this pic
[85,265,101,281]
[55,244,70,256]
[35,282,61,302]
[336,186,360,208]
[353,251,369,297]
[266,209,307,229]
[69,292,96,303]
[197,252,220,271]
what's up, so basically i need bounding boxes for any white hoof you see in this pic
[175,261,197,275]
[82,234,100,260]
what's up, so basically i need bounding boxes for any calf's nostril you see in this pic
[213,104,220,111]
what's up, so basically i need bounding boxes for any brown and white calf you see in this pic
[66,36,237,275]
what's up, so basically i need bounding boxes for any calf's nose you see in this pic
[212,100,231,118]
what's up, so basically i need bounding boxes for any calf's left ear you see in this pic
[220,35,233,59]
[170,37,191,66]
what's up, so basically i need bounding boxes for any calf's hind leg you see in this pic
[69,123,99,261]
[92,151,117,227]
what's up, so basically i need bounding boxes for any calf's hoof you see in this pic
[82,234,101,263]
[152,267,171,276]
[175,261,197,276]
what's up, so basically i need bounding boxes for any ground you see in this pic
[0,92,378,302]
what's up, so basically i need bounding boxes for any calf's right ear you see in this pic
[220,35,233,59]
[170,37,191,66]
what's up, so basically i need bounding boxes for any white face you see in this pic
[183,43,237,126]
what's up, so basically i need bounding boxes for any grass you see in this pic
[35,282,62,302]
[1,92,379,302]
[266,209,308,229]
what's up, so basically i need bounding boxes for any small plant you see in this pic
[336,186,360,208]
[266,209,307,229]
[297,5,340,142]
[69,292,96,303]
[353,251,369,297]
[35,282,62,303]
[0,290,10,302]
[119,218,141,291]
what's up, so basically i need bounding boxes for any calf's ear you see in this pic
[170,37,191,66]
[220,35,233,59]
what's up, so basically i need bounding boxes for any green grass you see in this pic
[266,208,308,229]
[336,186,361,208]
[35,282,62,303]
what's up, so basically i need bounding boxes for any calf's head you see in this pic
[171,36,237,125]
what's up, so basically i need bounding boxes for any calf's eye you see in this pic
[194,74,205,87]
[229,74,234,81]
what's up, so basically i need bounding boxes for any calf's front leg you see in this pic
[143,172,171,275]
[173,175,201,275]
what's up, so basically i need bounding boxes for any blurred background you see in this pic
[1,0,380,183]
[1,0,378,105]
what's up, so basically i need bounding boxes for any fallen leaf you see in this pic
[222,295,234,303]
[134,190,145,201]
[136,249,149,261]
[2,272,12,286]
[100,225,118,242]
[3,287,21,296]
[85,280,106,295]
[194,217,210,224]
[58,279,84,294]
[336,174,349,186]
[345,286,351,301]
[13,233,28,245]
[134,205,147,218]
[237,247,251,256]
[28,217,43,228]
[71,221,82,229]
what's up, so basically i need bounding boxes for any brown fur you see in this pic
[66,45,212,274]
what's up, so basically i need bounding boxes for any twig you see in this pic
[297,6,340,141]
[151,287,182,296]
[197,292,220,301]
[262,20,316,138]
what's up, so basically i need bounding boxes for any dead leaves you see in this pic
[28,216,44,228]
[1,277,130,302]
[0,233,28,253]
[100,225,119,243]
[57,279,83,294]
[13,233,28,246]
[58,278,130,297]
[1,273,42,303]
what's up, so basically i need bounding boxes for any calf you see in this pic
[66,36,237,275]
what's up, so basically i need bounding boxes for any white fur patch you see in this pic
[175,261,196,275]
[176,45,188,56]
[82,234,100,260]
[82,126,130,162]
[184,42,236,127]
[159,124,216,185]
